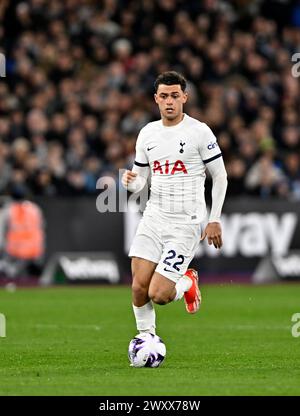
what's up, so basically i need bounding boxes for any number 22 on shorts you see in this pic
[163,250,185,272]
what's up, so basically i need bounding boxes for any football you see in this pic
[128,333,166,368]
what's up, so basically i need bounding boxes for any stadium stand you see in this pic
[0,0,299,200]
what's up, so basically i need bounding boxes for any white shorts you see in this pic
[129,214,202,283]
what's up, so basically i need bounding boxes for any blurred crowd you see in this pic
[0,0,300,199]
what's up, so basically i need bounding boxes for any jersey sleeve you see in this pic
[134,129,149,168]
[205,157,228,222]
[126,128,150,193]
[198,124,222,165]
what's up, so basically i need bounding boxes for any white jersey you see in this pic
[134,114,223,224]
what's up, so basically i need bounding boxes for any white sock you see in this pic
[132,301,156,334]
[174,275,192,301]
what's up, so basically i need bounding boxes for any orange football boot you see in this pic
[183,269,202,314]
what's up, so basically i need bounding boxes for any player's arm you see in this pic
[122,131,150,193]
[198,125,227,249]
[122,163,150,193]
[200,156,227,248]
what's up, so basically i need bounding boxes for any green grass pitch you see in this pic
[0,284,300,396]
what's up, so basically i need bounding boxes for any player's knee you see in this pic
[148,287,171,305]
[132,279,148,299]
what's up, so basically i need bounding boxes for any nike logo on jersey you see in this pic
[147,146,157,151]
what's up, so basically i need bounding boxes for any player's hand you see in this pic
[122,170,137,188]
[200,222,223,249]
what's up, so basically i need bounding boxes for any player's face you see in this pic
[154,84,188,125]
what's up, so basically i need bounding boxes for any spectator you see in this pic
[283,153,300,200]
[245,153,287,197]
[0,188,45,279]
[226,156,247,196]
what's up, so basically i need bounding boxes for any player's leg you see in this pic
[149,222,202,312]
[131,257,156,306]
[129,216,163,335]
[148,272,175,304]
[148,269,195,305]
[148,270,195,305]
[131,257,157,335]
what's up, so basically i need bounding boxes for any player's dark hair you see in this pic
[154,71,187,93]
